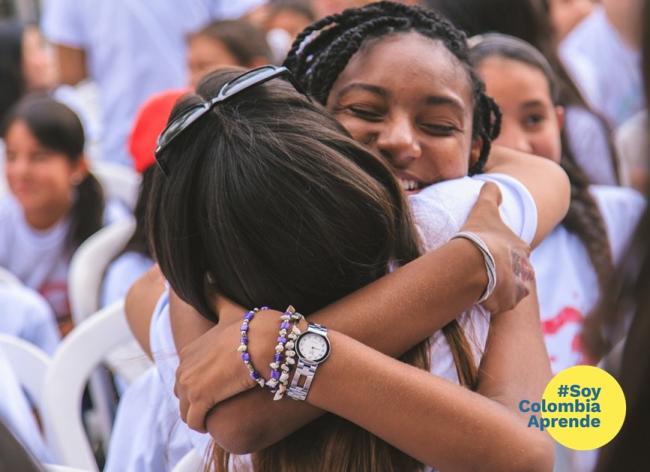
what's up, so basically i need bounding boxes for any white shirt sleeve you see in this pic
[41,0,88,48]
[409,174,537,252]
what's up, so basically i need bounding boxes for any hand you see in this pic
[460,182,535,314]
[174,297,283,432]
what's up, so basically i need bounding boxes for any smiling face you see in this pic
[326,32,480,194]
[477,56,563,164]
[4,120,84,219]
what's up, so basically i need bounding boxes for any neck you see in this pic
[604,1,642,49]
[24,199,72,231]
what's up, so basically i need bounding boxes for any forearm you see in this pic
[308,330,554,471]
[477,288,553,424]
[204,239,487,450]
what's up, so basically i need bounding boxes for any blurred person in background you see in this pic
[425,0,621,187]
[559,0,645,129]
[187,19,272,89]
[547,0,595,42]
[41,0,264,167]
[0,96,126,334]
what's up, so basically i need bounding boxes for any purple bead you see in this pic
[261,306,269,310]
[280,321,290,330]
[251,371,260,380]
[240,323,249,332]
[277,336,287,344]
[241,352,251,362]
[244,312,254,321]
[271,370,281,380]
[240,336,248,344]
[274,353,282,362]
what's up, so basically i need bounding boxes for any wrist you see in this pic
[448,238,489,299]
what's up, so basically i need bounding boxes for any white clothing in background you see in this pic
[564,106,618,185]
[0,346,52,463]
[560,6,644,129]
[0,195,127,321]
[100,252,154,308]
[41,0,264,166]
[532,185,645,374]
[616,111,649,188]
[0,285,59,354]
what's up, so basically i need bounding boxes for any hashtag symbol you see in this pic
[557,385,569,397]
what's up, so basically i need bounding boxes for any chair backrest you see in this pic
[0,265,22,287]
[68,217,135,326]
[0,334,51,409]
[41,301,133,471]
[90,161,141,211]
[172,449,204,472]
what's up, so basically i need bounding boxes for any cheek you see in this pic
[332,113,377,149]
[420,138,471,180]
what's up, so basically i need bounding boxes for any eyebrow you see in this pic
[520,99,548,109]
[335,83,389,100]
[335,82,465,112]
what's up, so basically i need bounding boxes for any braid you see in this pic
[559,136,615,359]
[283,1,501,171]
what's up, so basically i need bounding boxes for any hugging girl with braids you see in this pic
[469,34,646,372]
[115,3,571,471]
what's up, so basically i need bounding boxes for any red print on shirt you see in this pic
[542,306,592,367]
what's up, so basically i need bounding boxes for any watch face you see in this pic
[296,332,330,363]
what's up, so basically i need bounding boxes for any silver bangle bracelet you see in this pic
[452,231,497,304]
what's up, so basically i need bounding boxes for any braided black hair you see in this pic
[283,1,501,174]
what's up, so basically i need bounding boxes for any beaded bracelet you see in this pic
[237,306,269,388]
[269,306,303,401]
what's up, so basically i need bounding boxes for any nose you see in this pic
[376,114,422,168]
[495,123,533,155]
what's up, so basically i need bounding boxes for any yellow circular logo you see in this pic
[535,365,626,450]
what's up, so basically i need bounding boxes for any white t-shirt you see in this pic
[532,185,645,373]
[41,0,264,166]
[0,285,60,355]
[107,173,537,470]
[0,346,53,463]
[0,195,127,322]
[560,6,644,129]
[100,251,154,309]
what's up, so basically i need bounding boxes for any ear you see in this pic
[469,136,483,169]
[555,106,565,130]
[70,156,89,185]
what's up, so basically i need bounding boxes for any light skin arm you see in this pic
[53,45,87,86]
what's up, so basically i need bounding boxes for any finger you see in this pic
[187,402,210,433]
[477,181,502,206]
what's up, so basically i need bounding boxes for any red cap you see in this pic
[129,89,189,173]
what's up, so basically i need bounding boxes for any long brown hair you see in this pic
[149,68,478,472]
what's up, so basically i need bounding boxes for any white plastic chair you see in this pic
[90,161,141,211]
[172,449,204,472]
[0,265,22,286]
[68,217,136,326]
[67,217,141,450]
[44,465,92,472]
[41,301,132,472]
[0,334,51,409]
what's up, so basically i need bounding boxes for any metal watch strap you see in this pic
[287,323,328,401]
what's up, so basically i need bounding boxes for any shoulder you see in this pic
[590,185,646,260]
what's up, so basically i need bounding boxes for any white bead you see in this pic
[280,314,290,321]
[286,357,295,365]
[273,391,284,401]
[267,379,278,388]
[281,364,290,371]
[269,362,279,369]
[285,341,294,349]
[256,379,265,388]
[279,329,287,336]
[285,350,296,357]
[275,344,284,352]
[292,326,301,335]
[237,345,247,352]
[280,372,289,382]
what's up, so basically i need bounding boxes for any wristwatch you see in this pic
[287,322,330,401]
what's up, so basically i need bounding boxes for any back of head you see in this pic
[0,20,26,122]
[425,0,553,54]
[149,67,419,321]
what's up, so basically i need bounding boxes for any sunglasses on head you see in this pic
[154,65,301,176]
